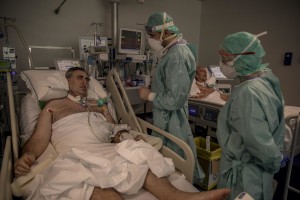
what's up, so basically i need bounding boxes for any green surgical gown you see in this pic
[217,71,285,200]
[151,40,205,183]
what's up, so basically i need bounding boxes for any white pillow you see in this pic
[19,94,41,146]
[20,70,107,101]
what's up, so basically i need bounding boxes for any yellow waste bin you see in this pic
[194,136,221,190]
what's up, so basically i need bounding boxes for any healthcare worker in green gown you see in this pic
[216,31,285,200]
[138,12,205,184]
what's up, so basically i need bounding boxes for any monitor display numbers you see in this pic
[118,28,144,55]
[120,30,142,50]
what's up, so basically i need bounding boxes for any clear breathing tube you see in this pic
[71,87,114,142]
[84,96,110,107]
[86,103,114,143]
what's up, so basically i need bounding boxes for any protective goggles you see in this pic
[219,31,267,64]
[218,50,256,57]
[218,50,255,63]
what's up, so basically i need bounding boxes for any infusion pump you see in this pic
[188,98,222,139]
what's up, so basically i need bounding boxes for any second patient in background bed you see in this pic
[190,66,228,102]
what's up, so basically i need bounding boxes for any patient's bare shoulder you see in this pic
[44,97,87,122]
[44,97,68,110]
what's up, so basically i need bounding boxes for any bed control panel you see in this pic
[188,98,221,139]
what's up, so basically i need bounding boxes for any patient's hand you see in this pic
[113,130,146,143]
[14,152,36,177]
[139,86,151,100]
[220,93,229,101]
[134,135,146,142]
[199,86,214,95]
[195,85,214,98]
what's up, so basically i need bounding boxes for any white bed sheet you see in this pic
[192,91,226,106]
[24,112,174,199]
[16,96,199,199]
[189,79,226,106]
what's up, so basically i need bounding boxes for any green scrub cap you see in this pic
[221,31,269,76]
[145,12,179,34]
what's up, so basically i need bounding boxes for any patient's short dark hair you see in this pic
[65,67,87,79]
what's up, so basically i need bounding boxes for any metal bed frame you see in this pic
[283,113,300,200]
[0,69,196,200]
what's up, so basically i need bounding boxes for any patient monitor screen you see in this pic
[119,28,143,54]
[189,104,199,117]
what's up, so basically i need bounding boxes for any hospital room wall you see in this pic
[0,0,201,73]
[0,0,110,72]
[198,0,300,107]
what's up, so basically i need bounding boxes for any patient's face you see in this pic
[68,70,90,98]
[195,68,207,83]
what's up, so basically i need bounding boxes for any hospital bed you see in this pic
[188,77,228,138]
[188,97,300,156]
[0,69,198,200]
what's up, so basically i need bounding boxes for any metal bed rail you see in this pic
[0,136,13,200]
[283,113,300,200]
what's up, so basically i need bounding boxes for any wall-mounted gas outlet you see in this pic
[284,52,293,66]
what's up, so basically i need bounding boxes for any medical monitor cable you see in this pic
[86,104,114,143]
[66,93,111,142]
[86,103,135,143]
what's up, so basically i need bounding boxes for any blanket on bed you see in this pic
[24,112,175,200]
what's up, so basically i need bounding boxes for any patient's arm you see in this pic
[193,84,215,99]
[14,102,53,177]
[98,105,115,123]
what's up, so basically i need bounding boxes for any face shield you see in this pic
[145,21,175,34]
[145,12,179,57]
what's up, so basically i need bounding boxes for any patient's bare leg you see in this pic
[90,187,124,200]
[143,171,230,200]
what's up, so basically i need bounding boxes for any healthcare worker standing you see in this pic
[217,31,285,200]
[138,12,205,184]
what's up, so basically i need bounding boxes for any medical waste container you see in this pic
[194,136,221,190]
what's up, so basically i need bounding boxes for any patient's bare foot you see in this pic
[143,170,230,200]
[90,187,124,200]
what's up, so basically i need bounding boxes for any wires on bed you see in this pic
[86,103,113,143]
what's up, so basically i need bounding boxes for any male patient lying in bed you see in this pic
[14,67,230,200]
